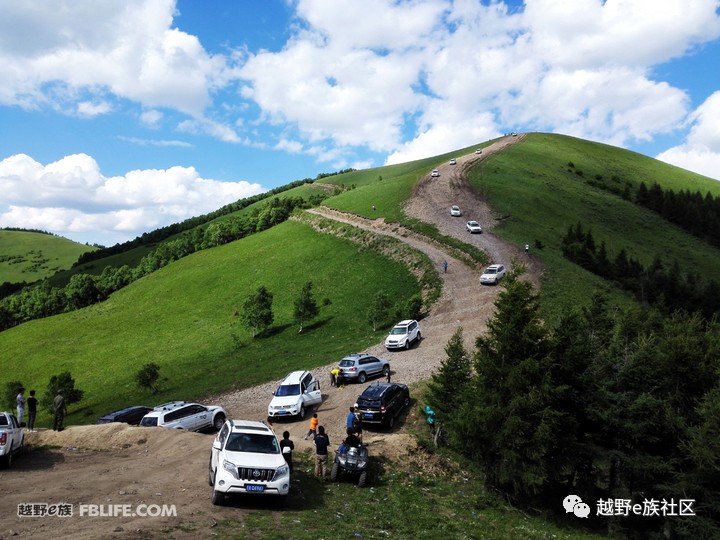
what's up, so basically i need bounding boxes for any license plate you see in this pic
[245,484,266,492]
[363,413,373,419]
[276,411,288,415]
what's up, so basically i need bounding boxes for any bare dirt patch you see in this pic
[1,135,543,539]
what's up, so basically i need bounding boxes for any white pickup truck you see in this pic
[0,411,24,468]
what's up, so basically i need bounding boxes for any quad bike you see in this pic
[330,445,369,487]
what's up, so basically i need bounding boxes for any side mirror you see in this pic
[212,440,222,450]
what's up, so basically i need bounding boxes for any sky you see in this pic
[1,0,720,247]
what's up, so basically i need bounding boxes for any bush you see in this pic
[3,380,23,410]
[40,372,84,414]
[135,363,162,394]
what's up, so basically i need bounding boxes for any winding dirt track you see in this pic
[2,135,542,539]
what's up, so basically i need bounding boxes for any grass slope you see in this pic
[0,220,419,424]
[0,230,95,284]
[463,133,720,320]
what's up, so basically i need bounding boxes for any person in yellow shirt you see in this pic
[330,367,341,387]
[304,413,319,440]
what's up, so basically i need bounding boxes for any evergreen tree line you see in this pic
[636,181,720,247]
[427,271,720,539]
[561,222,720,319]
[0,196,321,332]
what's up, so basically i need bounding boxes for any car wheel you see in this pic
[382,365,390,378]
[213,414,226,431]
[386,415,395,430]
[211,489,225,506]
[405,339,411,350]
[416,331,422,343]
[0,453,11,469]
[403,396,410,408]
[298,405,305,421]
[330,462,339,482]
[358,470,368,488]
[358,372,367,384]
[208,461,216,487]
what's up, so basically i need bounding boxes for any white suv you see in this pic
[209,419,290,505]
[384,319,421,350]
[480,264,507,285]
[139,401,226,432]
[267,370,322,421]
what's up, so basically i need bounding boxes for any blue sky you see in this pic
[1,0,719,247]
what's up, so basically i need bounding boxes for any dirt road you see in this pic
[1,135,542,539]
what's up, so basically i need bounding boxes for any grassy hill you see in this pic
[313,133,720,320]
[0,230,95,285]
[5,133,720,417]
[1,220,421,423]
[4,132,720,539]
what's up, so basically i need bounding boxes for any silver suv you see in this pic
[338,353,390,384]
[384,319,421,350]
[139,401,226,432]
[209,419,290,505]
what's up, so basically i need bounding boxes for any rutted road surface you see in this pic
[2,135,541,540]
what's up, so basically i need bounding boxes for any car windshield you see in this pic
[359,398,382,407]
[226,433,280,454]
[140,417,158,427]
[339,359,356,367]
[485,268,497,274]
[275,384,301,397]
[390,327,408,335]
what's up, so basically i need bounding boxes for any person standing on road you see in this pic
[280,431,294,473]
[16,387,26,425]
[313,426,330,480]
[442,260,448,273]
[346,406,357,431]
[53,389,66,431]
[304,413,319,440]
[26,390,38,432]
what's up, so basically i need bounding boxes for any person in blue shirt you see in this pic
[346,406,357,430]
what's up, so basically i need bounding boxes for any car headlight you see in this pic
[276,463,289,478]
[223,459,238,479]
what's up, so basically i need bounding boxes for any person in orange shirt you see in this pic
[304,413,319,440]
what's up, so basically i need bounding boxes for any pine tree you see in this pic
[240,286,274,338]
[426,327,472,445]
[460,270,559,498]
[293,281,319,333]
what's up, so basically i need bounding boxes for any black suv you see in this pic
[355,383,410,429]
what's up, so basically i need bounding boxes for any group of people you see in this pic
[14,387,67,432]
[280,404,365,480]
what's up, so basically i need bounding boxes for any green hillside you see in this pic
[313,132,720,320]
[462,133,720,320]
[0,230,95,285]
[6,132,720,414]
[4,133,720,539]
[1,220,420,422]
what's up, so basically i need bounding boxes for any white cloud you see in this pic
[0,0,228,116]
[77,101,113,118]
[656,91,720,180]
[140,109,164,128]
[236,0,720,167]
[0,153,266,245]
